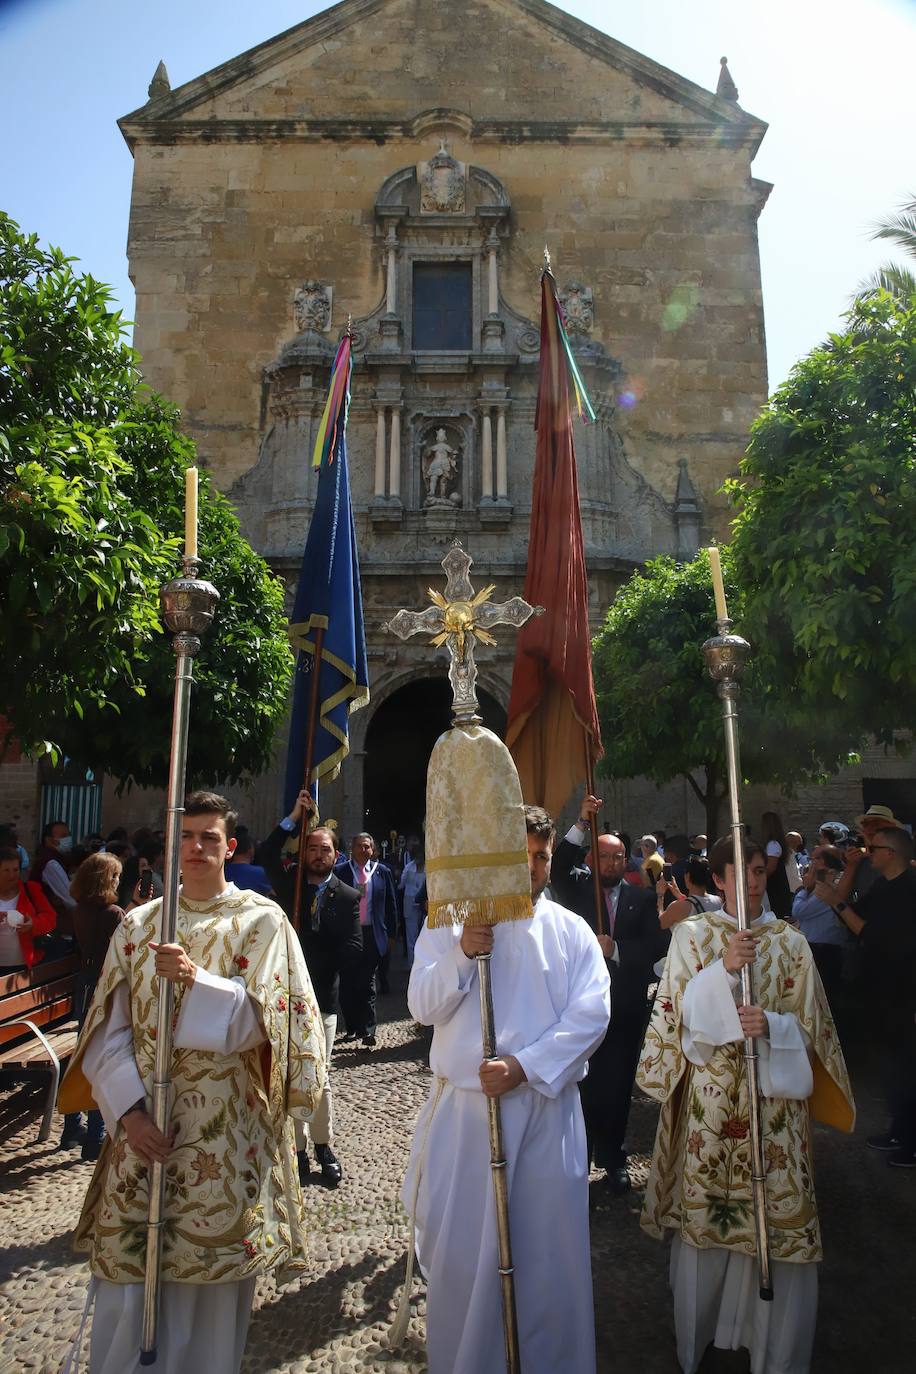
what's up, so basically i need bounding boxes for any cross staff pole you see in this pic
[385,540,543,1374]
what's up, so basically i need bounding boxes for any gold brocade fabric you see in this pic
[58,888,326,1285]
[425,724,532,928]
[637,914,854,1264]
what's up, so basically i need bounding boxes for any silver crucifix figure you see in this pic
[383,541,543,725]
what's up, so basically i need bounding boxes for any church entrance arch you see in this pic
[363,677,506,843]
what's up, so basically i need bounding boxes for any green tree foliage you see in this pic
[0,213,292,786]
[728,290,916,753]
[592,551,853,838]
[858,194,916,303]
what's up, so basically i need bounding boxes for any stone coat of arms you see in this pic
[418,141,467,214]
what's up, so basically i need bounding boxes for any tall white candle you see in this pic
[185,466,198,560]
[707,546,728,622]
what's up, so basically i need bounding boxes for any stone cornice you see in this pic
[269,553,638,577]
[119,115,765,154]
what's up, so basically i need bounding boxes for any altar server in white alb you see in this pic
[637,835,855,1374]
[398,721,611,1374]
[59,792,327,1374]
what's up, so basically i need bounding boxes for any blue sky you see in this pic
[1,0,914,389]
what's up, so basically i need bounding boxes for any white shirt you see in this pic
[408,894,611,1095]
[42,856,76,909]
[680,909,813,1099]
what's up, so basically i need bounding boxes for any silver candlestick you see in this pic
[141,555,219,1365]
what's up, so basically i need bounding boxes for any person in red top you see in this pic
[0,845,57,969]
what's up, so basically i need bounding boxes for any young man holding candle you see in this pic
[59,791,327,1374]
[637,836,854,1374]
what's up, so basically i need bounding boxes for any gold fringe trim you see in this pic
[426,892,533,929]
[426,849,528,875]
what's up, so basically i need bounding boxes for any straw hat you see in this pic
[855,804,903,831]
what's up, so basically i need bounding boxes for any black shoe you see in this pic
[60,1124,88,1149]
[888,1149,916,1169]
[314,1143,343,1187]
[337,1030,355,1043]
[362,1033,377,1048]
[867,1133,901,1152]
[297,1149,311,1186]
[604,1166,631,1195]
[81,1137,104,1163]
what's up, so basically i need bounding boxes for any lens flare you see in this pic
[662,281,701,333]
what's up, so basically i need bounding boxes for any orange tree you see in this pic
[0,214,291,786]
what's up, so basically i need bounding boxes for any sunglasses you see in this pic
[866,844,894,854]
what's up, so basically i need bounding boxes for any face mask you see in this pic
[57,837,73,853]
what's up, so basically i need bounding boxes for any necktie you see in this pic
[605,885,618,937]
[308,884,320,933]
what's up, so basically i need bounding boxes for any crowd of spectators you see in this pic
[1,795,913,1173]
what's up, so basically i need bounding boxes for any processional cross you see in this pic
[383,541,544,723]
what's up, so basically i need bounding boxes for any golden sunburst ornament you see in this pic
[427,584,498,655]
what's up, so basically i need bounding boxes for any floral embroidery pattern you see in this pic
[190,1150,221,1187]
[65,892,327,1285]
[636,912,854,1263]
[765,1140,788,1173]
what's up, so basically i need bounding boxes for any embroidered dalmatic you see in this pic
[59,886,326,1285]
[637,912,854,1263]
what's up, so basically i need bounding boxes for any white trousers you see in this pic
[90,1276,257,1374]
[671,1234,818,1374]
[295,1012,336,1147]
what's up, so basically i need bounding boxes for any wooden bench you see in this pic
[0,954,80,1142]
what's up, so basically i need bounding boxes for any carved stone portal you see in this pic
[418,140,467,214]
[293,280,333,333]
[422,427,462,507]
[559,282,594,337]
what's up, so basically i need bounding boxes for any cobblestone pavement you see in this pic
[1,964,914,1373]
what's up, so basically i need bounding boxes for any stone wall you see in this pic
[106,0,778,839]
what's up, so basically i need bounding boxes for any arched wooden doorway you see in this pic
[363,678,506,842]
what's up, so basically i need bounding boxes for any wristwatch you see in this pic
[121,1100,146,1122]
[577,816,592,829]
[834,901,848,915]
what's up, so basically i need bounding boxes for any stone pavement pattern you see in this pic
[1,971,915,1373]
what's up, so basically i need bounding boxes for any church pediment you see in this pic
[120,0,765,149]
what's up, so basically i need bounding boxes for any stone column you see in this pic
[389,408,401,499]
[487,234,499,315]
[386,228,398,315]
[496,410,508,499]
[481,410,494,499]
[374,408,387,497]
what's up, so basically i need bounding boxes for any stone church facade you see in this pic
[4,0,913,849]
[115,0,773,840]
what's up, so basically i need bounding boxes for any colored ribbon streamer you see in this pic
[312,333,352,468]
[553,287,596,424]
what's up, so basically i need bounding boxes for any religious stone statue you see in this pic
[423,428,461,506]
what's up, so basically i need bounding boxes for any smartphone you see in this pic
[662,863,673,883]
[138,868,154,900]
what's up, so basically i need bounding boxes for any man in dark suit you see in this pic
[551,794,663,1193]
[335,833,398,1048]
[258,795,361,1186]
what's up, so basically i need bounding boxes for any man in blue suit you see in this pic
[336,833,398,1047]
